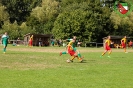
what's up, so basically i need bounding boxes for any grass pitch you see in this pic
[0,45,133,88]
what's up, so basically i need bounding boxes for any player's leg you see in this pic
[74,51,83,62]
[60,51,67,56]
[3,44,7,53]
[123,44,127,53]
[107,49,112,58]
[102,50,107,56]
[108,50,112,55]
[67,49,78,62]
[124,47,127,53]
[101,45,109,57]
[73,48,82,61]
[100,49,107,57]
[122,43,127,53]
[60,45,70,56]
[70,55,77,62]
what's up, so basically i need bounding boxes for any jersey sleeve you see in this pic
[66,39,73,41]
[105,40,110,46]
[68,41,73,46]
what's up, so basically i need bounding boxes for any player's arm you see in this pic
[66,39,73,41]
[32,35,33,38]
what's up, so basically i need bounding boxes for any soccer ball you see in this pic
[66,59,71,63]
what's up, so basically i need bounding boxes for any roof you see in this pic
[24,33,52,37]
[103,35,131,39]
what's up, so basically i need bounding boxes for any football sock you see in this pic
[102,52,105,56]
[124,48,126,52]
[78,53,81,58]
[71,56,75,60]
[62,52,67,54]
[3,48,6,52]
[78,57,82,61]
[108,51,111,55]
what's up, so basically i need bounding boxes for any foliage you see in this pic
[52,1,112,43]
[110,12,133,36]
[0,21,20,39]
[0,4,9,28]
[27,0,60,34]
[0,0,133,42]
[20,22,35,37]
[1,0,42,25]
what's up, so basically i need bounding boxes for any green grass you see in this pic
[0,45,133,88]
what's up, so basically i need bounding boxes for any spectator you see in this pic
[129,40,133,48]
[51,39,55,46]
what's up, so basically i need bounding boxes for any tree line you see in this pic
[0,0,133,44]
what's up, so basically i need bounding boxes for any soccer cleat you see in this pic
[107,56,110,58]
[60,52,62,56]
[100,55,102,58]
[79,58,83,63]
[70,60,73,62]
[79,59,83,63]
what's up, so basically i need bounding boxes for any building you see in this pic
[24,33,52,46]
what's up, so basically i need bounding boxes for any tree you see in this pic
[20,22,35,37]
[110,11,133,36]
[1,0,42,25]
[27,0,60,34]
[52,1,112,43]
[0,3,9,28]
[0,21,20,39]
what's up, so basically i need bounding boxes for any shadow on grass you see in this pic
[113,56,126,58]
[74,59,96,63]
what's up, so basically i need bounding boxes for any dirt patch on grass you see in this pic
[7,47,133,53]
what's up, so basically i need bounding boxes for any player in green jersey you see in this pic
[2,32,9,53]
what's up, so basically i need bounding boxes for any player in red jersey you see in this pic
[121,36,127,53]
[101,36,112,58]
[66,39,83,62]
[28,35,33,47]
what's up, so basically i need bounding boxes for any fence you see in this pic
[85,42,103,48]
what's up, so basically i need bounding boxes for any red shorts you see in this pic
[29,40,33,46]
[122,42,126,48]
[68,46,76,56]
[105,45,111,50]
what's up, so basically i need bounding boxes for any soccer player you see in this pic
[60,36,83,62]
[121,36,127,53]
[28,35,33,47]
[101,36,112,58]
[128,40,133,48]
[2,32,9,53]
[60,36,77,55]
[66,39,83,62]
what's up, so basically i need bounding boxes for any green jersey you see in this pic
[2,34,9,45]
